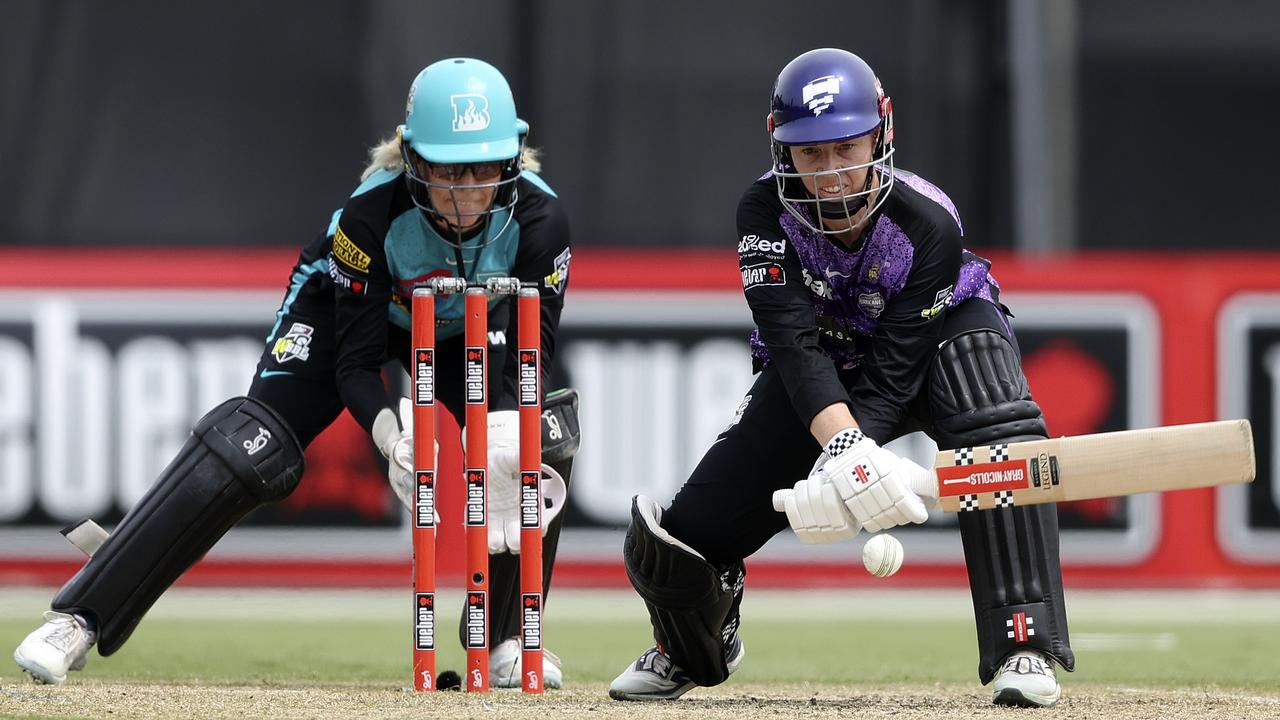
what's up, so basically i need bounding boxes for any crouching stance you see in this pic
[609,48,1072,707]
[16,57,577,688]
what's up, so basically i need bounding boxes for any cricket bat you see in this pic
[935,419,1255,512]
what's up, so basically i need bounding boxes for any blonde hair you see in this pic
[361,134,542,181]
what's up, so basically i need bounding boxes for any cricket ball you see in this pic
[862,533,904,577]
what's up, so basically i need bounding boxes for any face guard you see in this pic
[768,48,896,236]
[400,137,524,247]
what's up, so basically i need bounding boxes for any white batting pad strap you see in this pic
[634,494,706,560]
[62,520,111,558]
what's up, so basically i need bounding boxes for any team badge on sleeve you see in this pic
[920,284,954,318]
[543,248,571,294]
[272,323,313,363]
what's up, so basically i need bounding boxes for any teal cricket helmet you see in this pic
[400,57,529,164]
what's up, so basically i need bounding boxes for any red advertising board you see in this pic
[1,248,1278,588]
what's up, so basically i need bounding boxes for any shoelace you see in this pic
[38,616,83,654]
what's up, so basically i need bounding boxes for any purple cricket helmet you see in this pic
[769,48,896,235]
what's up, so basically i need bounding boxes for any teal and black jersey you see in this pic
[287,169,570,433]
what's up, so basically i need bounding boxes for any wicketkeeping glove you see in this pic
[468,410,567,554]
[372,398,435,514]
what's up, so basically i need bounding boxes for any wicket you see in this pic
[411,277,544,694]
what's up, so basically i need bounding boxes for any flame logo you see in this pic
[451,94,491,132]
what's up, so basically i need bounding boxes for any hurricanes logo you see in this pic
[451,94,491,132]
[802,75,841,116]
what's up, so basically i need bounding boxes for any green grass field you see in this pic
[2,587,1279,719]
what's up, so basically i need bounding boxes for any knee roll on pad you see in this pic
[53,397,304,655]
[929,330,1047,448]
[624,495,743,687]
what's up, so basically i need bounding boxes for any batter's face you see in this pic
[789,133,879,234]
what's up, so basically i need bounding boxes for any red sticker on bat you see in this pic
[936,459,1031,497]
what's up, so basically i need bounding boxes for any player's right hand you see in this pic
[771,472,861,544]
[373,398,434,513]
[819,427,934,533]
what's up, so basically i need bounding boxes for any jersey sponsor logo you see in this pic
[802,74,841,116]
[332,226,371,272]
[451,94,491,132]
[328,255,367,294]
[800,268,833,300]
[858,292,885,318]
[921,284,954,318]
[415,593,435,651]
[823,266,854,280]
[272,322,314,363]
[936,459,1031,496]
[544,247,571,294]
[741,262,785,290]
[738,234,786,256]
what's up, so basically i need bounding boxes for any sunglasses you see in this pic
[423,160,504,182]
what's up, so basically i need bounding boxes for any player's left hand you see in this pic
[474,411,567,554]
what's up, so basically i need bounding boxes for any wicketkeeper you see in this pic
[609,48,1073,707]
[15,58,579,689]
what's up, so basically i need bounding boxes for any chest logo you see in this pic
[451,94,491,132]
[858,292,885,318]
[802,75,841,116]
[332,226,371,272]
[867,263,880,281]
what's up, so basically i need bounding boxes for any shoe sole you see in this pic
[13,650,65,685]
[608,681,695,702]
[993,686,1060,708]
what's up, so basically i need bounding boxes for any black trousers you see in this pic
[662,298,1017,565]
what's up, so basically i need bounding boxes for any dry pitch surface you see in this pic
[6,682,1280,720]
[3,588,1279,719]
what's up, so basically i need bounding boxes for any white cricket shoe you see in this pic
[489,636,563,689]
[14,611,96,685]
[992,648,1060,707]
[608,637,744,701]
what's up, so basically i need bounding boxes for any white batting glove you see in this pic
[469,411,567,555]
[821,428,935,532]
[372,398,436,515]
[771,469,861,544]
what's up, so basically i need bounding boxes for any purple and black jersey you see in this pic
[737,168,998,439]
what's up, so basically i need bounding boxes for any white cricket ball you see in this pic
[862,533,904,577]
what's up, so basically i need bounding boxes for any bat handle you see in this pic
[771,490,789,513]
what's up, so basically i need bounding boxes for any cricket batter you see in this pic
[15,58,579,689]
[609,48,1073,707]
